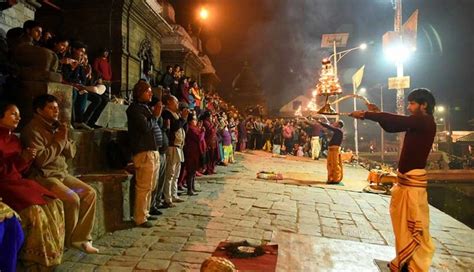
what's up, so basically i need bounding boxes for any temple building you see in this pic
[231,61,266,114]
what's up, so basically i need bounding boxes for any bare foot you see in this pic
[72,241,99,254]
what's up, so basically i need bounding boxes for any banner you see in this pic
[352,65,365,88]
[403,9,418,50]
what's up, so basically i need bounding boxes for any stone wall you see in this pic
[121,0,169,92]
[69,129,130,175]
[0,0,38,36]
[121,16,162,91]
[68,128,133,238]
[15,81,72,128]
[79,172,132,239]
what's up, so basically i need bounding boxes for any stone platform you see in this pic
[69,128,133,238]
[55,152,473,271]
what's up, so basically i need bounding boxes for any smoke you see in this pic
[244,0,354,111]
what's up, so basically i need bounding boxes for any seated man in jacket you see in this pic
[21,94,98,254]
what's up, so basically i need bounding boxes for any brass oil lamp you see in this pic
[315,58,342,115]
[315,58,371,115]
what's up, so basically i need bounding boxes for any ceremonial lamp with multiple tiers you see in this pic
[314,58,371,115]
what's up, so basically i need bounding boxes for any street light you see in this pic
[384,43,413,63]
[358,87,367,95]
[436,106,445,113]
[199,7,209,20]
[329,43,368,75]
[329,42,368,122]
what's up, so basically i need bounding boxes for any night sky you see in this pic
[171,0,474,130]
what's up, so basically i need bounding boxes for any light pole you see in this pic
[320,34,367,120]
[329,43,367,77]
[393,0,404,117]
[196,6,210,40]
[435,106,446,131]
[329,43,367,119]
[384,0,416,152]
[352,86,366,158]
[380,84,385,162]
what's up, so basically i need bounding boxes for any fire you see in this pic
[315,59,342,95]
[294,105,302,117]
[307,100,317,112]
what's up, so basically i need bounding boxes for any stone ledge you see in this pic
[79,171,133,239]
[69,129,130,175]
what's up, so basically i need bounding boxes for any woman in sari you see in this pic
[0,102,65,271]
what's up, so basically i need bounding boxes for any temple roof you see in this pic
[231,61,261,93]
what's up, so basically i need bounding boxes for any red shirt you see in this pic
[0,127,56,212]
[93,57,112,81]
[364,112,436,173]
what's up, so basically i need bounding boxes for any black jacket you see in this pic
[126,102,161,155]
[158,117,169,154]
[161,109,187,147]
[161,72,174,88]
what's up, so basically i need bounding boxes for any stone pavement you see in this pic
[57,151,474,271]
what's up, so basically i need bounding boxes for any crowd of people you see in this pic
[1,20,112,130]
[0,17,442,272]
[0,19,248,271]
[127,73,244,228]
[240,116,345,160]
[0,17,352,272]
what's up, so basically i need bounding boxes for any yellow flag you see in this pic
[352,65,365,88]
[403,9,418,50]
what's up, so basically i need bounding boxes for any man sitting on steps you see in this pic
[21,94,99,253]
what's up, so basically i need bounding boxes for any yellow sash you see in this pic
[389,169,435,271]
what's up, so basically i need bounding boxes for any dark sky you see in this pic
[170,0,474,129]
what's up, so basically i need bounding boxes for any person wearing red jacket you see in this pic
[93,48,112,97]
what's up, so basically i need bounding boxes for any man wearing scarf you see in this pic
[161,95,189,207]
[350,88,436,271]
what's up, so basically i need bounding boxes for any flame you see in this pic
[315,60,342,96]
[294,105,302,117]
[307,100,318,112]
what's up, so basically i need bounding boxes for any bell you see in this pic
[317,102,337,115]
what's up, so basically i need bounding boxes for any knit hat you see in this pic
[132,80,151,100]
